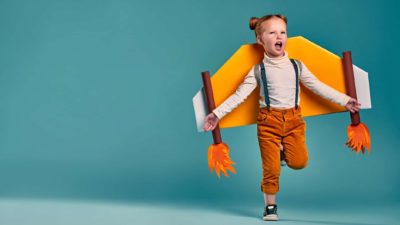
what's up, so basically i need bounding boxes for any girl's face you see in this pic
[256,17,287,58]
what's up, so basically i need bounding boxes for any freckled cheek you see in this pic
[266,40,274,48]
[265,43,274,51]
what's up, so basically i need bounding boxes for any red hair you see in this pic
[249,14,287,36]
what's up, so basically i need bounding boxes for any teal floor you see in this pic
[0,199,398,225]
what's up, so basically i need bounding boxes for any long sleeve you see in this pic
[299,61,350,107]
[212,66,258,119]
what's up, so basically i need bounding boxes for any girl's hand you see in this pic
[203,113,219,131]
[345,98,361,113]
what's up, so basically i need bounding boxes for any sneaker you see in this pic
[263,204,279,221]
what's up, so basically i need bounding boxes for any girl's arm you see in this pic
[204,66,258,131]
[299,61,351,107]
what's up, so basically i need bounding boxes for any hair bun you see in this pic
[249,17,259,30]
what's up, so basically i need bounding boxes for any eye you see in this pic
[281,31,286,35]
[269,31,276,35]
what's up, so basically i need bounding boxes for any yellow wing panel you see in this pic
[211,36,347,129]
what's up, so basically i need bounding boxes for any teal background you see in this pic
[0,0,399,223]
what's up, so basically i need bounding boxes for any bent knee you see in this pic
[287,156,308,170]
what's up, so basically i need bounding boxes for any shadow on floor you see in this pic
[280,218,388,225]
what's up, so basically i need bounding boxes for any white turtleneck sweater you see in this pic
[213,51,350,119]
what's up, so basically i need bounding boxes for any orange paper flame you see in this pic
[346,123,371,154]
[208,142,236,177]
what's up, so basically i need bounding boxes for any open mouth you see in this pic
[275,41,283,50]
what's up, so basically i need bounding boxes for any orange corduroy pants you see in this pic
[257,107,308,194]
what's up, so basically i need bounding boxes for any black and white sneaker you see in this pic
[263,204,279,221]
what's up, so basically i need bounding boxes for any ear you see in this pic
[256,36,263,46]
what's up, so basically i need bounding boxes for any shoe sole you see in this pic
[263,215,279,221]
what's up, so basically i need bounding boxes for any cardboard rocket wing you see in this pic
[193,36,371,132]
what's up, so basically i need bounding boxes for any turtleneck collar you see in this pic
[263,51,290,66]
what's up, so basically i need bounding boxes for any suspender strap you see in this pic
[259,63,270,110]
[260,59,300,110]
[290,59,300,109]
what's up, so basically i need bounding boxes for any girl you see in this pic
[203,14,360,221]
